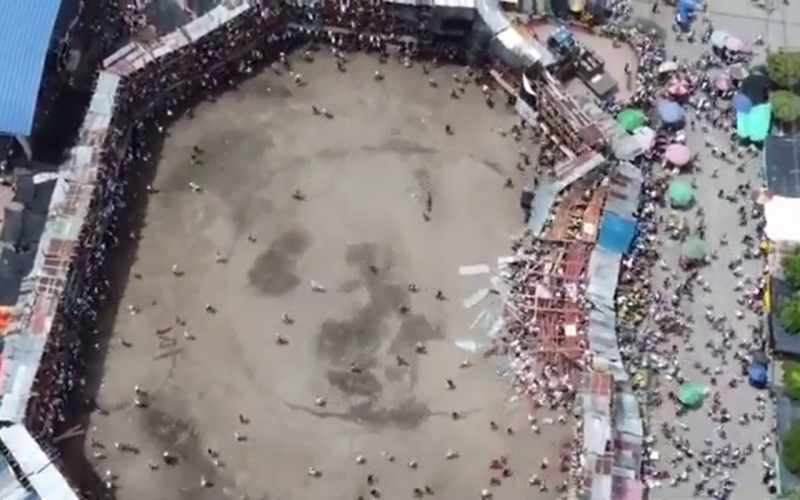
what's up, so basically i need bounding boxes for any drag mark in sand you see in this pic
[247,228,313,296]
[311,242,444,429]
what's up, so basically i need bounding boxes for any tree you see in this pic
[785,247,800,289]
[767,50,800,89]
[781,292,800,334]
[785,421,800,475]
[785,362,800,402]
[772,90,800,123]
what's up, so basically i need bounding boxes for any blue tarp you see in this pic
[598,212,637,255]
[0,0,67,136]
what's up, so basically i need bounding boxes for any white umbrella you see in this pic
[710,30,729,48]
[632,126,656,151]
[658,61,679,74]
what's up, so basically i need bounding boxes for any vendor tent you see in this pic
[710,30,729,48]
[748,363,768,388]
[668,180,694,208]
[732,92,753,114]
[682,238,707,260]
[665,143,691,166]
[658,61,678,74]
[618,108,647,132]
[656,99,685,124]
[678,382,708,408]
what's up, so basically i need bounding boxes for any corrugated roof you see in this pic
[583,161,645,500]
[0,0,66,136]
[0,425,75,500]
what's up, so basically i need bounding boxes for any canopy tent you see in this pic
[712,73,732,91]
[678,382,708,408]
[748,363,768,389]
[732,92,753,113]
[737,103,772,142]
[751,350,769,366]
[725,36,745,52]
[658,61,678,74]
[656,99,685,124]
[668,180,694,208]
[667,79,690,97]
[632,126,656,151]
[728,63,749,81]
[665,143,691,166]
[740,73,770,104]
[617,108,647,132]
[764,195,800,243]
[681,238,707,260]
[710,30,729,48]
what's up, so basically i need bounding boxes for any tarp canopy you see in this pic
[656,99,685,124]
[764,196,800,243]
[668,180,694,208]
[665,143,691,166]
[678,382,708,407]
[598,212,637,254]
[658,61,678,74]
[682,238,707,260]
[748,363,768,388]
[737,103,772,142]
[741,73,770,104]
[710,30,729,48]
[617,108,647,132]
[732,92,753,113]
[751,350,769,366]
[728,63,750,81]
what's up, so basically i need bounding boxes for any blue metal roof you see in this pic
[0,0,66,136]
[597,212,637,255]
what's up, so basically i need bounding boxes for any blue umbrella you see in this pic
[656,99,685,124]
[732,92,753,113]
[748,363,768,389]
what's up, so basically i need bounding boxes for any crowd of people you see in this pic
[496,6,778,499]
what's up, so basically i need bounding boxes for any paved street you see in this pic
[632,1,781,498]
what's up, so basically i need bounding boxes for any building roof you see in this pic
[0,0,66,136]
[765,135,800,198]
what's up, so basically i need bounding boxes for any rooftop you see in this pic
[0,0,71,136]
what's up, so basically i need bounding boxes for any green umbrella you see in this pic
[617,109,647,132]
[678,382,708,408]
[668,180,694,208]
[682,238,707,260]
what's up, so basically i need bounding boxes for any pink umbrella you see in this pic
[667,77,690,96]
[725,36,745,52]
[712,73,732,91]
[665,143,691,166]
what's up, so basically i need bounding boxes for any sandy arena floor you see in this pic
[84,52,571,500]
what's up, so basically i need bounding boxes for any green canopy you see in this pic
[617,109,647,132]
[668,180,694,208]
[678,382,708,408]
[682,238,707,260]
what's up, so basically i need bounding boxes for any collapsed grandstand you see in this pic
[0,0,644,498]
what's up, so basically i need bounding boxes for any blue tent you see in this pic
[748,362,769,389]
[656,99,685,125]
[732,92,753,114]
[676,0,695,32]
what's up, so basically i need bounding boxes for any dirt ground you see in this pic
[84,52,571,500]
